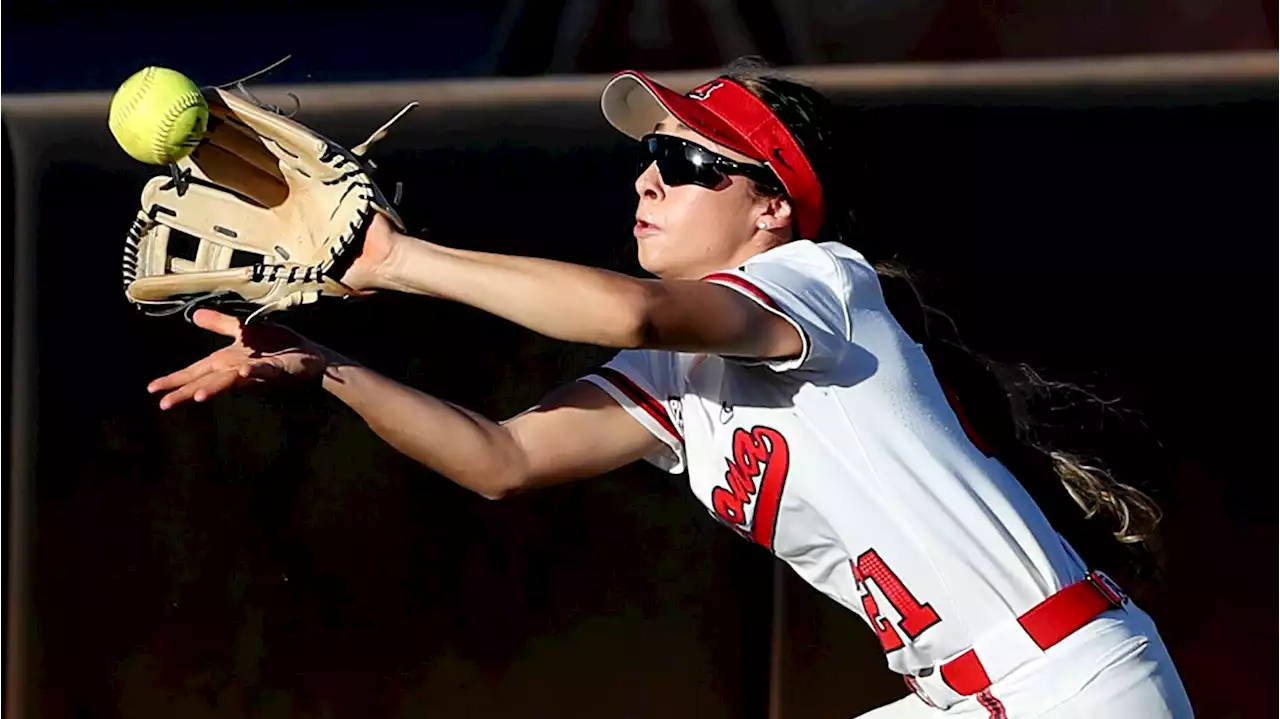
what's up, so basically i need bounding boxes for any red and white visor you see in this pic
[601,70,825,239]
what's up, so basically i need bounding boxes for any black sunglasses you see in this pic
[638,133,784,194]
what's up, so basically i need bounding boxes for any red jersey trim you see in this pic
[592,367,683,444]
[702,272,780,310]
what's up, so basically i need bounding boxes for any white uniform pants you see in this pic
[855,603,1193,718]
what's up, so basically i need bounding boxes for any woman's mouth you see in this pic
[634,218,661,238]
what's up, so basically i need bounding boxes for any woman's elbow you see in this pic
[477,486,511,501]
[472,439,539,500]
[471,463,530,501]
[392,440,529,501]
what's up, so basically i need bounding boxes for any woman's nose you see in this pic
[635,162,664,200]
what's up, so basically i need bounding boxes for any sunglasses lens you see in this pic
[641,136,727,189]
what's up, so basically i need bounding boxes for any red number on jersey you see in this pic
[851,549,942,653]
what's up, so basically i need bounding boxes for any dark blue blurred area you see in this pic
[4,0,1276,93]
[2,1,506,92]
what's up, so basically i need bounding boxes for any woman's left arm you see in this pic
[353,217,802,360]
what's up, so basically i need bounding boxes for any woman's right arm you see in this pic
[148,309,660,500]
[322,355,660,499]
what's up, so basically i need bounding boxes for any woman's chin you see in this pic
[636,242,669,276]
[637,237,705,278]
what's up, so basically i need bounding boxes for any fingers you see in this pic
[156,359,288,410]
[148,315,256,394]
[148,355,219,394]
[157,368,243,410]
[191,309,243,338]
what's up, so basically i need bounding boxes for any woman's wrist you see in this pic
[367,232,429,294]
[371,231,411,291]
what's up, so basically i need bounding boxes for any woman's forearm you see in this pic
[319,350,527,499]
[373,236,651,348]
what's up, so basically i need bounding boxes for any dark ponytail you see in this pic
[873,261,1164,567]
[725,58,1164,574]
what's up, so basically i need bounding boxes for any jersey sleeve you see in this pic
[701,241,852,374]
[579,350,687,474]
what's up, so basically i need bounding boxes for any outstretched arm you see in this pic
[325,357,661,498]
[346,215,802,360]
[149,310,661,499]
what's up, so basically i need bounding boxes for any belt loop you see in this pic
[903,676,940,709]
[1088,570,1129,607]
[907,666,967,710]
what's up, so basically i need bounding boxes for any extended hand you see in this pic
[147,309,328,410]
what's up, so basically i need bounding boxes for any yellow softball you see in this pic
[108,67,209,165]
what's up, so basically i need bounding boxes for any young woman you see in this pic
[148,62,1194,718]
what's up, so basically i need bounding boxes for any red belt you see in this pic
[936,571,1129,696]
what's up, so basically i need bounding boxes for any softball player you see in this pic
[149,63,1194,718]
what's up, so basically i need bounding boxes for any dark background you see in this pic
[2,0,1275,92]
[4,2,1278,718]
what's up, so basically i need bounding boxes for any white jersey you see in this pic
[581,240,1093,677]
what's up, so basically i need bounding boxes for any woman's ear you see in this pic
[754,196,794,234]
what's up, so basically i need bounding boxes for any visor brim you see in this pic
[600,71,765,162]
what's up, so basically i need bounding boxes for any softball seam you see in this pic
[108,66,156,138]
[153,90,205,164]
